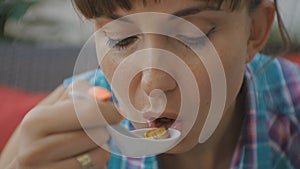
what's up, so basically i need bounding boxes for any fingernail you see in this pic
[88,87,112,101]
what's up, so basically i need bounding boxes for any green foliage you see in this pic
[0,0,34,37]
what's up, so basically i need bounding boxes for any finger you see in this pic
[60,81,112,103]
[89,87,112,102]
[46,128,110,160]
[66,82,124,131]
[22,80,122,139]
[19,128,110,164]
[38,85,66,106]
[43,148,110,169]
[24,98,122,138]
[5,159,16,169]
[58,80,93,101]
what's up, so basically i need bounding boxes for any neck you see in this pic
[158,83,247,169]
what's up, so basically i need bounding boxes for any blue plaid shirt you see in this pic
[64,53,300,169]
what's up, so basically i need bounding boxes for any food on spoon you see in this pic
[144,127,170,139]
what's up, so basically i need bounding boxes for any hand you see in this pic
[7,81,121,169]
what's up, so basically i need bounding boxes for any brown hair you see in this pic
[72,0,261,18]
[72,0,290,55]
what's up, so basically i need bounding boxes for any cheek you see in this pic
[212,31,248,108]
[99,60,114,82]
[97,47,139,83]
[172,48,212,146]
[98,54,122,83]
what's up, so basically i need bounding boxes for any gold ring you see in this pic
[76,154,94,169]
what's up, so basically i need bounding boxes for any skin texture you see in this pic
[0,0,275,169]
[96,0,250,152]
[95,0,274,168]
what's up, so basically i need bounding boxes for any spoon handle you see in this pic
[107,124,140,138]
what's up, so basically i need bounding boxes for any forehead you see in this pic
[74,0,244,19]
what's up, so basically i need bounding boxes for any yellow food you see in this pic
[144,127,170,139]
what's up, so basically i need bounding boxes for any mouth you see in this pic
[152,117,176,128]
[145,112,178,129]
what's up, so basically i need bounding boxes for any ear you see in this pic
[247,0,275,62]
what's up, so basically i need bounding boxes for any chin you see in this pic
[165,137,198,154]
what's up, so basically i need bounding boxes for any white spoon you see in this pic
[107,124,181,157]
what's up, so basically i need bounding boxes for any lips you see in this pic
[143,112,180,129]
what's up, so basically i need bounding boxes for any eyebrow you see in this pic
[173,6,214,17]
[105,5,218,22]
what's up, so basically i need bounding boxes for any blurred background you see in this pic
[0,0,299,154]
[1,0,93,91]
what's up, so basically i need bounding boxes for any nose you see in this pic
[140,34,177,95]
[141,69,177,95]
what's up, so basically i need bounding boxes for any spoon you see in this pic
[107,124,181,157]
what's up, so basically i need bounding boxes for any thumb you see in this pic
[69,81,123,126]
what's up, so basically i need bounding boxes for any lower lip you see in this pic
[171,121,182,131]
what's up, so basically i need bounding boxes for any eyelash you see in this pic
[107,36,139,50]
[176,27,215,47]
[107,27,216,50]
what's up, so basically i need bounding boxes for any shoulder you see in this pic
[247,53,300,116]
[247,54,300,168]
[247,53,300,84]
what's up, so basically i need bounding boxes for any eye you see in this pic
[107,36,139,50]
[176,27,216,47]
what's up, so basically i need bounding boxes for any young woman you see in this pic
[1,0,299,169]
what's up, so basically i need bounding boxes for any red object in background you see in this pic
[0,85,47,153]
[285,53,300,64]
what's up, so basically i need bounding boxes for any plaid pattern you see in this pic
[64,53,300,169]
[230,53,300,169]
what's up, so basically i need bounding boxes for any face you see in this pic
[93,0,252,153]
